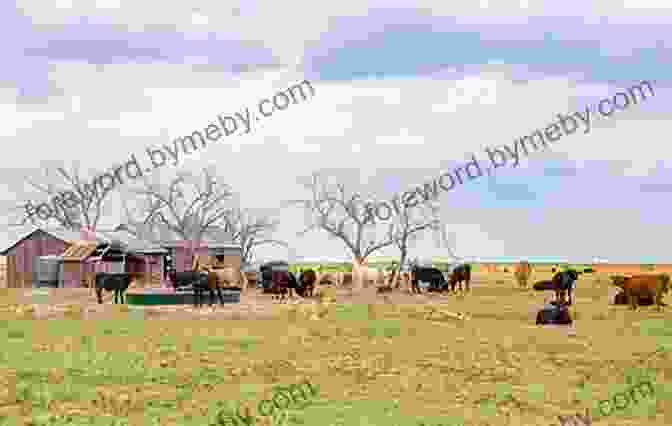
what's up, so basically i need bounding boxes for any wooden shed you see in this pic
[60,240,99,288]
[60,231,169,289]
[162,240,242,273]
[0,228,89,288]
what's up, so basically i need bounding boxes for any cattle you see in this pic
[169,270,217,308]
[94,273,135,304]
[259,261,292,299]
[614,291,654,306]
[610,274,670,310]
[514,261,532,288]
[531,269,582,305]
[410,266,448,293]
[169,270,204,292]
[551,269,581,305]
[265,270,290,301]
[297,269,317,297]
[533,280,556,291]
[449,264,472,292]
[536,301,572,325]
[316,271,344,287]
[199,266,247,307]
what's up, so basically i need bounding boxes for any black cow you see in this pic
[449,264,472,292]
[95,273,133,304]
[411,266,448,293]
[168,270,221,308]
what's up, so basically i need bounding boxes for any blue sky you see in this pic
[0,1,670,263]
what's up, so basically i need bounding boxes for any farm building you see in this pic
[0,227,169,288]
[0,228,91,288]
[161,239,242,273]
[114,222,243,274]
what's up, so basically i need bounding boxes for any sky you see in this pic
[0,1,670,264]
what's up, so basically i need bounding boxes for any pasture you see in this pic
[0,271,670,425]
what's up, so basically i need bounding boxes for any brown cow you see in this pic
[297,269,317,297]
[514,261,532,288]
[610,274,670,310]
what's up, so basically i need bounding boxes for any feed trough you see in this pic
[126,287,241,305]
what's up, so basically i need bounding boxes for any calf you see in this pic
[411,266,448,293]
[449,264,472,292]
[610,274,670,310]
[95,273,134,304]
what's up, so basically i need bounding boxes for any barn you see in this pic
[0,226,169,289]
[0,228,90,288]
[58,230,169,289]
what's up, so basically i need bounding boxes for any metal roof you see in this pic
[61,241,99,261]
[0,226,167,256]
[94,230,168,254]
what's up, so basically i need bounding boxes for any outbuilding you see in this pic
[0,227,89,288]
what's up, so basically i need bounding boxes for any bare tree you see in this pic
[122,168,236,243]
[5,162,115,230]
[221,208,288,267]
[285,172,397,290]
[386,201,442,289]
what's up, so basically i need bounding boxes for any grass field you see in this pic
[0,272,671,425]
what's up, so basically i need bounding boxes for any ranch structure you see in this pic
[0,226,242,289]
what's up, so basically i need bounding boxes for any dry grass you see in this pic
[0,272,669,425]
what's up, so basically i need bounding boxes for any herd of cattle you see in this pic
[91,258,671,315]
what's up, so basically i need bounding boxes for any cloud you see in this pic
[1,0,671,262]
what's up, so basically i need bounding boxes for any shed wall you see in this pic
[5,231,69,288]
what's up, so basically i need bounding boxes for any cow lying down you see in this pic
[536,301,572,325]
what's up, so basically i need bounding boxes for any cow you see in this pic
[410,265,448,293]
[449,264,472,292]
[258,262,293,301]
[514,261,532,288]
[551,269,581,305]
[536,300,572,325]
[610,274,670,310]
[614,291,654,306]
[168,270,204,292]
[297,269,316,297]
[532,280,555,291]
[94,273,135,304]
[168,270,217,308]
[198,266,248,307]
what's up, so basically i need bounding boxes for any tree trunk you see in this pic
[394,250,408,289]
[351,256,366,291]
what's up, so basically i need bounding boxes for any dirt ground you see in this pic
[0,271,670,426]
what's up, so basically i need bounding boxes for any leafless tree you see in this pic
[4,162,115,230]
[121,168,236,243]
[285,172,397,289]
[221,208,288,267]
[386,200,442,289]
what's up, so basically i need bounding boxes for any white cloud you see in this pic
[4,1,671,261]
